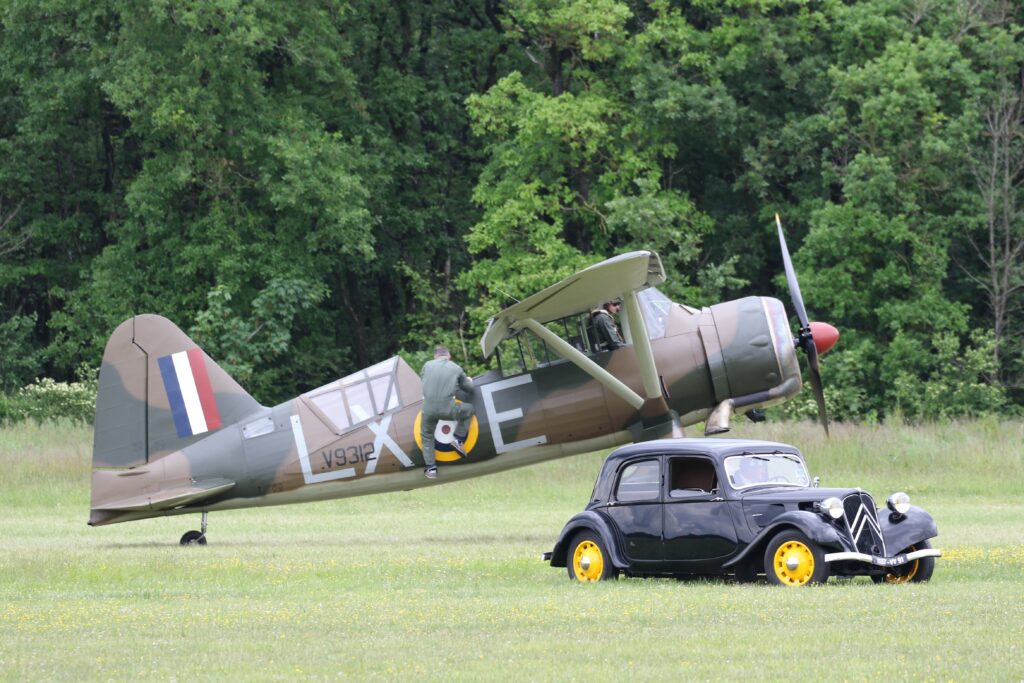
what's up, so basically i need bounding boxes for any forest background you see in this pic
[0,0,1021,423]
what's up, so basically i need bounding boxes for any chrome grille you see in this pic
[842,492,886,556]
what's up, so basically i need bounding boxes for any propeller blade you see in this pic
[776,213,809,330]
[776,213,830,436]
[805,341,830,437]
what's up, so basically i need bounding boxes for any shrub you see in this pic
[0,378,97,425]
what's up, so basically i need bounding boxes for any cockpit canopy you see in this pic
[302,356,412,431]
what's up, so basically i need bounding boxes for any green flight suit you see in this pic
[420,357,475,467]
[591,309,625,350]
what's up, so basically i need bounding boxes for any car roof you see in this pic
[603,438,801,466]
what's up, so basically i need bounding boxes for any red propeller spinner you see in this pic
[809,322,839,355]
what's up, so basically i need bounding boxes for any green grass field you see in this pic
[2,420,1023,681]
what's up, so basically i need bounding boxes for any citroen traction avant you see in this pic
[545,438,941,585]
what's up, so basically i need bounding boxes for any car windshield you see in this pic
[724,454,810,489]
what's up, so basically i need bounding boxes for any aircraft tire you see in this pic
[180,530,207,546]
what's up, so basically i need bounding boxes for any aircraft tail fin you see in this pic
[92,315,263,469]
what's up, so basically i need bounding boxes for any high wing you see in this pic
[481,251,665,356]
[481,251,667,412]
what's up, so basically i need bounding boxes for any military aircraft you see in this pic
[89,217,838,543]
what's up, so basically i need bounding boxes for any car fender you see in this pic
[548,510,629,570]
[878,505,938,552]
[723,510,845,568]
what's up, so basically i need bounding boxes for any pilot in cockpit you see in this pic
[590,300,625,351]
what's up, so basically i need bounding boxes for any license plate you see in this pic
[877,554,907,567]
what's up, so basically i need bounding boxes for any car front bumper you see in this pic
[824,548,941,567]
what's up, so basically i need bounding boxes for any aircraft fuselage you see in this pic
[89,294,802,525]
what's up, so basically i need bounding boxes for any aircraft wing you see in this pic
[92,477,236,512]
[481,250,665,358]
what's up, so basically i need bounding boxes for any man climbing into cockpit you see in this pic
[419,345,474,479]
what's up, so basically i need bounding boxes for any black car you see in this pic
[545,438,941,585]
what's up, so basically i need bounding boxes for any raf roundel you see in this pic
[413,405,479,461]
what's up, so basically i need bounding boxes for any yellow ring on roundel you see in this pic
[413,401,479,462]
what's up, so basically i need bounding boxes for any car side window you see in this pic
[668,457,718,498]
[615,459,661,502]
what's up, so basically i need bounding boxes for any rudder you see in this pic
[92,315,263,468]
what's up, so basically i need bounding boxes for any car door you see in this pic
[604,457,663,564]
[662,455,740,569]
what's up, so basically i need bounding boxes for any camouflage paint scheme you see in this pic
[89,251,805,532]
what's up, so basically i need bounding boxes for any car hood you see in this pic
[736,486,866,504]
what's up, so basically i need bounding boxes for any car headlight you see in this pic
[887,491,911,515]
[819,497,844,520]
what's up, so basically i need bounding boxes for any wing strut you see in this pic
[516,319,644,410]
[623,291,662,401]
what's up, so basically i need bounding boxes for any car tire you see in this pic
[764,530,829,586]
[871,539,935,584]
[567,530,618,582]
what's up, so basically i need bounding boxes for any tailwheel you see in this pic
[179,511,209,546]
[872,540,935,584]
[180,530,207,546]
[764,531,829,586]
[567,531,617,582]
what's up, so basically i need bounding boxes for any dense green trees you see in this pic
[1,0,1020,419]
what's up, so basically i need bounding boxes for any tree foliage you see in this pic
[1,0,1020,419]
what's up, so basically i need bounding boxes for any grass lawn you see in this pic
[1,420,1022,680]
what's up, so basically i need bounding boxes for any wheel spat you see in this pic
[776,214,830,436]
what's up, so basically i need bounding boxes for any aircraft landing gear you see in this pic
[179,511,209,546]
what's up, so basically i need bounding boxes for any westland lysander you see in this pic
[90,221,838,544]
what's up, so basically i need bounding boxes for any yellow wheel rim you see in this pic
[572,540,604,581]
[884,546,920,584]
[772,540,815,585]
